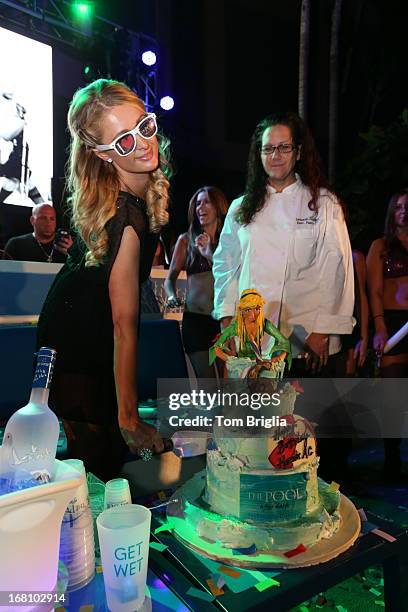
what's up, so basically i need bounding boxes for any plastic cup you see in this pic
[97,505,151,612]
[104,478,132,509]
[88,481,105,559]
[63,459,89,515]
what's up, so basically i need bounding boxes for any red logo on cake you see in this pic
[269,437,301,470]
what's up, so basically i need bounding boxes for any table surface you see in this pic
[65,567,189,611]
[147,509,408,611]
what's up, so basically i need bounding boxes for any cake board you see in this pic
[167,477,361,569]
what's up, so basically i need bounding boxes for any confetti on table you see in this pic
[361,521,378,535]
[206,578,225,596]
[154,522,173,535]
[329,481,340,492]
[212,573,226,589]
[150,541,168,552]
[374,601,385,607]
[186,587,215,602]
[372,528,396,542]
[284,543,307,558]
[232,543,257,555]
[96,566,103,573]
[218,565,241,578]
[358,508,368,521]
[255,577,280,592]
[370,588,382,596]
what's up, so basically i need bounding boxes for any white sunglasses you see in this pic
[95,113,157,157]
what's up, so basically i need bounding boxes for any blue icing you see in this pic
[240,473,307,522]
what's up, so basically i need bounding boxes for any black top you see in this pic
[37,193,158,424]
[3,233,67,263]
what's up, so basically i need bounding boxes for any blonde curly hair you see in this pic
[67,79,171,266]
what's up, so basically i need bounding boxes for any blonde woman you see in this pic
[37,79,170,479]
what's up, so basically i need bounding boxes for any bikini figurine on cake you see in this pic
[209,288,292,378]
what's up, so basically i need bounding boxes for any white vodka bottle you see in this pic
[1,347,60,483]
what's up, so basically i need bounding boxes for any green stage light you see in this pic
[72,2,94,20]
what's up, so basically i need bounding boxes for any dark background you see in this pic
[1,0,407,251]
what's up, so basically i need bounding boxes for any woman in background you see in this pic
[37,79,171,479]
[367,188,408,480]
[165,186,229,378]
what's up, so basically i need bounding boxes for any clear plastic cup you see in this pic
[97,505,151,611]
[88,481,105,559]
[104,478,132,509]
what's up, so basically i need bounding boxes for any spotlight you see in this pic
[159,96,175,111]
[71,2,94,32]
[141,51,157,67]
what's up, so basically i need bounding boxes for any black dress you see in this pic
[37,193,158,479]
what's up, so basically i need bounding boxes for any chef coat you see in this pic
[212,177,355,356]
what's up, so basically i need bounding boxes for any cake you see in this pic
[168,290,345,559]
[177,382,341,553]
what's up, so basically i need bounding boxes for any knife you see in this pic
[136,430,211,461]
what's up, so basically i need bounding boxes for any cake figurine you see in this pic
[209,288,292,379]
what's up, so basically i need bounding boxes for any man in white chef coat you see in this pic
[213,111,355,374]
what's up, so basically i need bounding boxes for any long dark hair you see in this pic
[384,188,408,250]
[186,186,229,267]
[237,111,337,225]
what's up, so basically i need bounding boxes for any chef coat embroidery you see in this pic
[296,211,318,225]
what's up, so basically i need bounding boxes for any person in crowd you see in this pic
[3,202,72,262]
[341,249,369,375]
[367,188,408,481]
[37,79,171,480]
[165,186,229,378]
[212,111,355,483]
[213,111,355,373]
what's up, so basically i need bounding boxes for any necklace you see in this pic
[33,235,54,263]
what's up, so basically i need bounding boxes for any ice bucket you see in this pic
[0,459,82,611]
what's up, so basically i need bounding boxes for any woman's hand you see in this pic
[373,328,388,354]
[353,337,368,367]
[304,333,329,371]
[195,232,212,260]
[119,419,164,455]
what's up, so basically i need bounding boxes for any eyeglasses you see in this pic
[260,143,296,156]
[95,113,157,157]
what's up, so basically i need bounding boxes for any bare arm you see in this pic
[109,225,163,453]
[164,234,188,303]
[354,251,369,341]
[353,250,369,365]
[366,238,388,351]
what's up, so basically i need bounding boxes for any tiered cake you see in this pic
[196,382,341,551]
[167,291,358,563]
